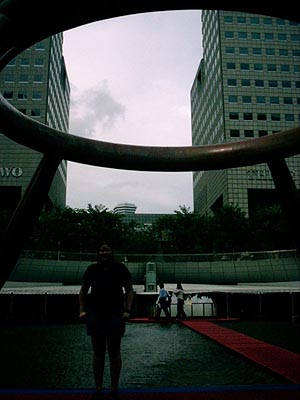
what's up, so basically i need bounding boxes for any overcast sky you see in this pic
[62,10,203,214]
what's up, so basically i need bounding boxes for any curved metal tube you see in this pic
[0,1,300,174]
[1,95,300,172]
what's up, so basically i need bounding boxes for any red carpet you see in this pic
[0,386,299,400]
[182,320,300,384]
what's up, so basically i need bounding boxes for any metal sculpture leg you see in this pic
[268,158,300,252]
[0,154,62,290]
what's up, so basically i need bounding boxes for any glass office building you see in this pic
[0,33,70,212]
[191,10,300,217]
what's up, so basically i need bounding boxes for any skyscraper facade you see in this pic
[0,33,70,211]
[191,10,300,217]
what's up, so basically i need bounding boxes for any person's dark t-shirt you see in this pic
[82,260,132,317]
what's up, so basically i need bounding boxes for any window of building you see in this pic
[243,112,253,120]
[227,79,237,86]
[34,58,44,66]
[33,74,43,83]
[281,65,290,72]
[18,92,28,100]
[292,49,300,57]
[3,90,13,99]
[265,33,274,41]
[228,95,238,103]
[229,112,239,120]
[242,96,251,103]
[224,16,233,23]
[257,114,267,120]
[279,49,289,56]
[241,79,250,86]
[230,129,240,137]
[4,73,14,82]
[237,16,246,23]
[269,80,278,87]
[266,48,275,56]
[240,63,249,70]
[267,64,277,72]
[31,108,41,117]
[254,63,263,71]
[225,31,234,38]
[296,82,300,89]
[294,65,300,72]
[20,58,29,66]
[253,48,262,55]
[270,97,279,104]
[225,47,235,54]
[238,32,247,39]
[35,41,45,50]
[227,62,236,69]
[283,97,293,104]
[251,32,261,40]
[255,79,264,87]
[244,130,254,137]
[32,91,42,100]
[271,113,281,121]
[263,17,272,25]
[285,114,295,121]
[250,17,260,24]
[256,96,265,103]
[291,34,300,42]
[278,33,287,41]
[276,18,285,25]
[282,81,291,88]
[19,74,28,82]
[239,47,248,55]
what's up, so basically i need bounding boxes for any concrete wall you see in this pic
[8,253,300,284]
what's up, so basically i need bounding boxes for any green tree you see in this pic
[209,204,249,253]
[153,205,209,253]
[249,204,294,250]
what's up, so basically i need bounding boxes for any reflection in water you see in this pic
[0,323,285,389]
[170,294,217,317]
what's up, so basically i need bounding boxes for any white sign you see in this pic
[0,167,23,178]
[246,168,296,180]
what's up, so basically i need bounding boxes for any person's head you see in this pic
[98,242,112,262]
[159,282,164,289]
[177,283,183,290]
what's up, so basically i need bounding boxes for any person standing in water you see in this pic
[79,242,134,400]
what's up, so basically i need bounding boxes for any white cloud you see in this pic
[70,82,125,138]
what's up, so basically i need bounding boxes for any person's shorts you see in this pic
[86,310,125,338]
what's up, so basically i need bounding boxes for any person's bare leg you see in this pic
[91,336,106,391]
[93,353,105,390]
[107,337,122,395]
[109,352,122,391]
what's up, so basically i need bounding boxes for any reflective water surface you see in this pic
[0,322,287,389]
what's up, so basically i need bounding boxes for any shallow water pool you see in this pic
[0,322,287,389]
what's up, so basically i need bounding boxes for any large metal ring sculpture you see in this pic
[0,1,300,288]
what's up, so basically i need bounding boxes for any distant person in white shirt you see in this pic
[174,283,187,320]
[155,282,171,320]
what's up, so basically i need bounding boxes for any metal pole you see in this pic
[0,154,62,290]
[226,293,229,319]
[268,158,300,252]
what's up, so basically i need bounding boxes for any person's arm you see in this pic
[79,282,89,318]
[123,281,134,319]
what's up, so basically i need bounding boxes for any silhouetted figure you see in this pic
[155,282,171,320]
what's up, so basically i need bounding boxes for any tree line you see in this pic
[0,203,293,255]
